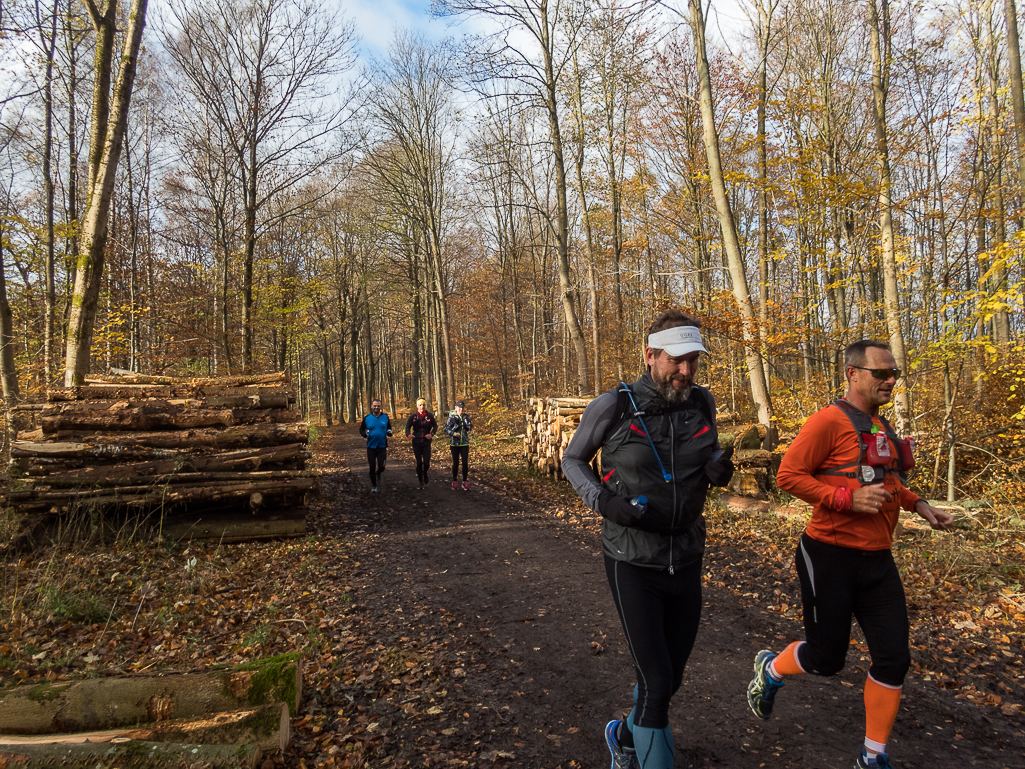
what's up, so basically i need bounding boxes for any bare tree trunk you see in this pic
[987,13,1012,344]
[40,0,58,386]
[64,0,149,386]
[867,0,910,432]
[0,218,20,403]
[569,60,602,396]
[537,10,589,396]
[687,0,772,426]
[1007,0,1025,221]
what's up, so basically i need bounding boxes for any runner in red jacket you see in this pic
[746,340,953,769]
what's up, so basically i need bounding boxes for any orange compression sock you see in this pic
[770,641,807,678]
[863,675,902,754]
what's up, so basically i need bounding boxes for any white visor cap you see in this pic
[647,326,707,357]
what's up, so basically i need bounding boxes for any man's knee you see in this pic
[801,645,846,677]
[870,648,910,687]
[634,675,674,727]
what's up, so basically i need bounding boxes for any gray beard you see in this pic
[655,377,692,405]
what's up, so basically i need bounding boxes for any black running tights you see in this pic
[367,447,387,485]
[412,440,432,481]
[604,553,702,729]
[450,445,469,480]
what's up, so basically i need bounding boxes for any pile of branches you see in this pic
[4,371,314,546]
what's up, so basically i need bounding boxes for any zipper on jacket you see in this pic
[669,414,677,575]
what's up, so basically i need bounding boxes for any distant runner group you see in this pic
[358,397,474,493]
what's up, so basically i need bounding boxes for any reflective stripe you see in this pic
[799,539,817,624]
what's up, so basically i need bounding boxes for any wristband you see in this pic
[832,486,853,514]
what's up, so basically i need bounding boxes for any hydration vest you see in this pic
[817,399,915,485]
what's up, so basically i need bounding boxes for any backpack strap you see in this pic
[817,399,905,484]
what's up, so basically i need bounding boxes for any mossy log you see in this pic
[0,740,262,768]
[0,655,302,734]
[0,702,289,754]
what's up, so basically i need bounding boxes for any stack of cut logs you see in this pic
[524,396,592,480]
[0,655,299,768]
[5,371,314,543]
[524,396,778,498]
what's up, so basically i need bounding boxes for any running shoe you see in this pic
[747,649,785,720]
[452,481,459,490]
[462,482,470,491]
[417,483,423,490]
[604,720,638,769]
[371,486,378,493]
[855,752,894,768]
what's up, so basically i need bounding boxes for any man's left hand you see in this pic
[915,499,954,530]
[705,446,735,487]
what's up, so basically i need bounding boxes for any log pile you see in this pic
[524,396,779,497]
[5,371,314,545]
[0,655,299,768]
[523,397,593,479]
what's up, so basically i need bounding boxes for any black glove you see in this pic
[597,490,647,528]
[705,446,735,487]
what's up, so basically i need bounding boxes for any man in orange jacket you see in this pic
[746,340,953,769]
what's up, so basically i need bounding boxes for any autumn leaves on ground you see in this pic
[1,421,1024,768]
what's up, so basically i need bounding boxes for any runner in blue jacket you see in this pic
[358,398,392,492]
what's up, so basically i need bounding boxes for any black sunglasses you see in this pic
[850,366,901,380]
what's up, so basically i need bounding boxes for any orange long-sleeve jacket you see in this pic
[776,404,920,551]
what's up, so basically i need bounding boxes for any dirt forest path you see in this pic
[311,426,1024,768]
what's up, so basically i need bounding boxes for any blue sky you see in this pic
[343,0,750,63]
[345,0,478,60]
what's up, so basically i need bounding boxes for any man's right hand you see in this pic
[597,490,646,528]
[852,484,892,514]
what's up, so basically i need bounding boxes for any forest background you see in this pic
[1,0,1025,514]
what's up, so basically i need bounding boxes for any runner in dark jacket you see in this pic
[358,398,392,492]
[445,400,474,490]
[561,310,734,769]
[405,398,438,489]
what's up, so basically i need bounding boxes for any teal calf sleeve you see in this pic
[632,724,674,769]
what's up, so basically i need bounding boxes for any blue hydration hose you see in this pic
[619,382,672,483]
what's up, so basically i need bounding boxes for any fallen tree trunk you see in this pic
[0,702,289,755]
[5,477,316,507]
[0,740,262,768]
[49,385,294,402]
[162,513,307,542]
[46,422,309,450]
[0,655,301,734]
[85,371,288,387]
[25,470,315,489]
[23,444,306,480]
[41,407,299,434]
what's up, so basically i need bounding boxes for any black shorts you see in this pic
[795,533,910,687]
